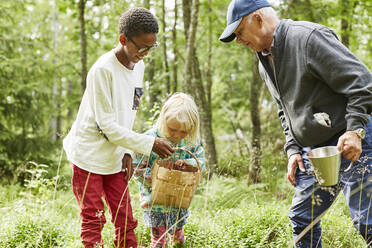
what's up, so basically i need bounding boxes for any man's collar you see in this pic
[261,38,275,56]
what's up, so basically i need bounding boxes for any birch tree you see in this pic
[183,0,218,172]
[248,55,262,184]
[78,0,87,92]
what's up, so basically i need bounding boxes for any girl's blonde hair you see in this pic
[157,92,200,145]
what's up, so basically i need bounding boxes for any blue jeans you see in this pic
[289,118,372,248]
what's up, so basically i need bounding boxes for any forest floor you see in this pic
[0,163,367,248]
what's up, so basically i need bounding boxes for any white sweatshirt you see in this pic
[63,50,155,174]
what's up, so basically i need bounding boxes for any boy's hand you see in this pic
[152,138,175,159]
[122,153,133,181]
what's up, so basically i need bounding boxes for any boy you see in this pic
[63,8,174,248]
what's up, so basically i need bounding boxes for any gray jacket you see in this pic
[258,19,372,157]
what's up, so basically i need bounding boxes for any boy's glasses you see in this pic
[128,37,159,53]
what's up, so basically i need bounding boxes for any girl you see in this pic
[133,93,205,248]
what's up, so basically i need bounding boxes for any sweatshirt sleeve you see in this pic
[87,67,155,156]
[306,28,372,130]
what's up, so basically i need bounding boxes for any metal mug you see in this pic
[307,146,342,186]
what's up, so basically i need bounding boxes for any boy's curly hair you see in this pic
[118,8,159,38]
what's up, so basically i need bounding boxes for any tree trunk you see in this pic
[183,0,218,172]
[78,0,87,92]
[340,0,351,47]
[172,0,178,92]
[67,80,73,120]
[282,0,295,17]
[143,0,158,109]
[148,60,159,109]
[305,0,315,22]
[206,0,212,107]
[161,0,170,93]
[182,0,191,41]
[56,84,62,139]
[143,0,150,8]
[50,0,60,142]
[183,0,196,93]
[248,55,262,185]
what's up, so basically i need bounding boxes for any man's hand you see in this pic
[122,153,133,181]
[152,138,175,159]
[287,153,306,187]
[337,131,362,161]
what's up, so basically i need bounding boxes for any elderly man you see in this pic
[220,0,372,247]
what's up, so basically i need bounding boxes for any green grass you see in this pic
[0,164,367,248]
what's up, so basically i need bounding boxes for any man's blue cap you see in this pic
[219,0,271,43]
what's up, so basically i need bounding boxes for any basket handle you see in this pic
[153,147,202,172]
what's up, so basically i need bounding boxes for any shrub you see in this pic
[0,217,65,248]
[183,205,292,248]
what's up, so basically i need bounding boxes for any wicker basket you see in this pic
[151,148,202,209]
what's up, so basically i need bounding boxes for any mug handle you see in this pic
[344,161,354,172]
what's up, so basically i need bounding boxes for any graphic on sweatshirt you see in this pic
[133,87,143,110]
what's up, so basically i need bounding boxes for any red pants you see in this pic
[71,164,138,248]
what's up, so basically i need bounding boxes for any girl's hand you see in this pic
[175,160,190,167]
[175,160,184,167]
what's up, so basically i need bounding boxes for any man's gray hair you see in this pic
[247,7,277,23]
